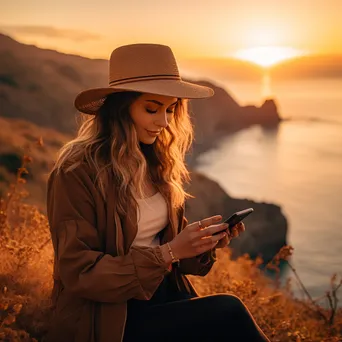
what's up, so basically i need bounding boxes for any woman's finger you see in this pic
[187,215,222,232]
[198,223,228,238]
[215,233,230,248]
[231,226,239,238]
[191,232,226,247]
[238,222,245,233]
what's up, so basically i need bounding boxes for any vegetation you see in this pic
[0,151,341,341]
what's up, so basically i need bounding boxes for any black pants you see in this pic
[123,275,270,342]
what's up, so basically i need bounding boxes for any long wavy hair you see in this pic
[51,91,195,223]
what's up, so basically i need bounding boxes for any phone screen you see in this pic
[213,208,254,235]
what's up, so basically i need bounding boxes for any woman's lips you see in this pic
[146,130,161,137]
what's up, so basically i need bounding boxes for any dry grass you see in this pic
[0,156,54,341]
[189,248,342,341]
[0,153,341,341]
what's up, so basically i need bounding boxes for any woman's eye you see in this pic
[146,108,174,114]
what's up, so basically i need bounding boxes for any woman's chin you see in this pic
[139,137,156,145]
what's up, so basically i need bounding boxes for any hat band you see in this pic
[109,74,181,86]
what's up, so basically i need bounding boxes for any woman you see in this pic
[45,43,270,342]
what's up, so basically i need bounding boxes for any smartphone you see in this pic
[213,208,254,235]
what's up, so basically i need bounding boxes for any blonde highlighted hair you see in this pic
[51,91,194,222]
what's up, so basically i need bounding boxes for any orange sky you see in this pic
[1,0,342,64]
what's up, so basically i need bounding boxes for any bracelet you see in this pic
[166,242,180,266]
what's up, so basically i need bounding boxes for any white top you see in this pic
[132,192,168,247]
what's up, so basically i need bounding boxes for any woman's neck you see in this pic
[139,141,155,162]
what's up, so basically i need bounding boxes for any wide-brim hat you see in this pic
[74,43,215,115]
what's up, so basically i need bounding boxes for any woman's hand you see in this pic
[215,222,245,249]
[166,215,229,260]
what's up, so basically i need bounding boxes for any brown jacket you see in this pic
[45,163,216,342]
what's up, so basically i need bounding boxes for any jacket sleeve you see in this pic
[178,215,217,276]
[47,166,171,304]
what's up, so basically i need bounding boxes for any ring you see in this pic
[198,220,204,229]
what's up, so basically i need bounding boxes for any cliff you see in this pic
[185,172,287,263]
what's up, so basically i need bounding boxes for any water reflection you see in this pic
[261,70,273,100]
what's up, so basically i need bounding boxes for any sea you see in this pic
[193,75,342,307]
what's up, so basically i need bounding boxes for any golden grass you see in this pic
[0,152,341,341]
[189,248,342,341]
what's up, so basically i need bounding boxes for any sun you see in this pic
[232,46,305,67]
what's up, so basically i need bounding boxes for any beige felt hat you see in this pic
[74,43,214,114]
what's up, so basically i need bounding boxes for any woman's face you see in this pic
[129,93,178,144]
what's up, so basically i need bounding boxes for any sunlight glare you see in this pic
[233,46,305,67]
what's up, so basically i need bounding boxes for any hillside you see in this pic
[0,116,71,209]
[0,33,107,133]
[0,33,280,139]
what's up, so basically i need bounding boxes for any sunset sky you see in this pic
[1,0,342,66]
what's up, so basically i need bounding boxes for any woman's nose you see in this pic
[155,112,169,128]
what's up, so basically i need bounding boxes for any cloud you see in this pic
[0,25,102,42]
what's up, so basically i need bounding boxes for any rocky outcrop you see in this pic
[241,99,281,127]
[185,80,281,165]
[184,171,287,263]
[188,80,281,135]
